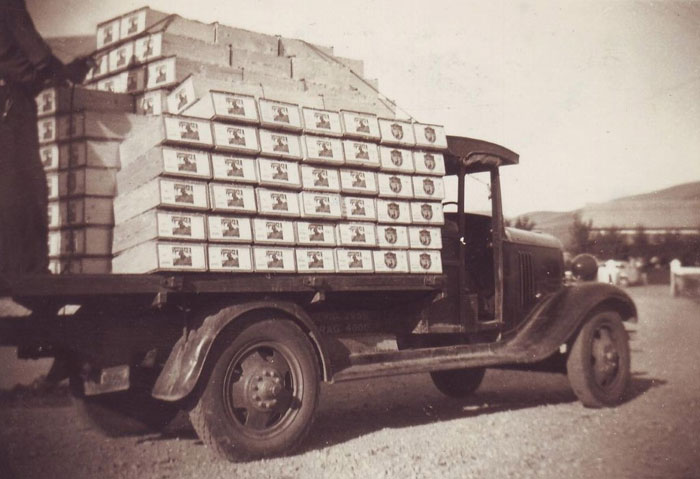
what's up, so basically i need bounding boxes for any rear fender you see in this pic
[152,301,330,402]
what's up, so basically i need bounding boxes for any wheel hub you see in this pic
[247,368,284,410]
[592,328,619,387]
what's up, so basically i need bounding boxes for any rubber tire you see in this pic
[70,381,179,437]
[188,319,320,461]
[430,367,486,398]
[567,311,631,408]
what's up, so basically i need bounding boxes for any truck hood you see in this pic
[504,227,562,249]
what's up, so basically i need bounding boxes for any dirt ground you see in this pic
[1,285,699,479]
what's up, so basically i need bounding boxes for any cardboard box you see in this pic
[259,129,302,160]
[341,196,377,222]
[252,218,296,245]
[183,90,260,123]
[211,122,260,154]
[376,199,412,224]
[340,110,381,140]
[258,99,302,131]
[49,257,111,275]
[302,135,345,165]
[342,140,380,169]
[252,247,296,272]
[301,107,343,137]
[38,112,153,144]
[339,169,378,196]
[96,17,121,49]
[108,42,135,72]
[112,210,207,254]
[335,249,374,273]
[378,146,415,174]
[376,225,409,249]
[120,7,171,40]
[95,68,147,95]
[46,168,117,199]
[113,178,209,223]
[207,215,253,243]
[47,198,114,229]
[300,165,340,192]
[296,248,336,273]
[413,123,448,150]
[208,245,254,272]
[296,221,336,246]
[373,250,409,273]
[209,183,257,214]
[57,141,121,170]
[408,250,443,274]
[39,145,59,171]
[145,57,179,90]
[112,241,207,273]
[410,201,445,225]
[408,226,443,250]
[211,154,258,184]
[136,90,169,115]
[48,227,112,257]
[35,87,134,118]
[336,222,377,248]
[377,173,414,199]
[412,176,445,201]
[300,192,342,220]
[256,189,300,217]
[413,151,446,176]
[258,158,302,189]
[117,146,211,194]
[378,119,416,147]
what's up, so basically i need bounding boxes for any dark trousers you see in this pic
[0,85,48,275]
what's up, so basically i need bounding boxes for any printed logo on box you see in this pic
[266,250,285,268]
[220,248,240,267]
[226,97,246,116]
[221,218,241,238]
[171,246,193,267]
[266,221,285,240]
[170,215,192,236]
[308,224,326,242]
[271,193,289,212]
[272,134,289,153]
[227,127,247,146]
[178,121,200,141]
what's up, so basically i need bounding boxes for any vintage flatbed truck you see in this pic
[0,136,637,461]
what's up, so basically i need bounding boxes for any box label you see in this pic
[335,249,374,273]
[377,225,409,249]
[256,189,300,217]
[157,243,207,270]
[342,140,380,169]
[258,158,301,189]
[412,176,445,200]
[408,226,443,249]
[253,247,296,272]
[303,136,345,164]
[302,108,343,136]
[209,183,257,213]
[156,212,206,240]
[339,169,378,195]
[211,154,258,183]
[376,199,411,224]
[296,248,336,273]
[410,202,445,225]
[211,92,260,123]
[377,173,414,199]
[259,99,302,130]
[340,111,380,140]
[378,119,416,146]
[300,192,342,219]
[161,148,211,178]
[207,215,253,243]
[413,151,446,176]
[253,218,296,245]
[296,222,336,246]
[408,250,442,274]
[301,165,340,192]
[212,122,260,154]
[163,116,213,146]
[208,245,253,271]
[373,250,409,273]
[337,222,377,247]
[159,179,209,209]
[259,130,302,159]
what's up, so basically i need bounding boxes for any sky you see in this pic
[27,0,700,216]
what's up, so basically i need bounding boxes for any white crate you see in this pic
[252,218,296,245]
[412,176,445,201]
[296,248,336,273]
[300,192,342,220]
[413,151,446,176]
[342,140,380,169]
[301,107,343,137]
[376,225,409,249]
[136,90,168,115]
[253,247,296,272]
[295,221,336,246]
[211,122,260,154]
[184,90,260,124]
[108,42,134,72]
[114,177,209,223]
[112,210,207,253]
[302,135,345,165]
[408,250,442,274]
[208,245,253,272]
[40,145,59,170]
[258,158,302,189]
[335,249,374,273]
[96,18,121,49]
[209,183,257,214]
[211,154,258,184]
[145,57,178,89]
[336,222,377,248]
[300,165,340,192]
[378,119,416,147]
[113,241,207,273]
[340,110,381,140]
[258,98,302,131]
[256,188,301,217]
[378,146,415,174]
[377,173,414,199]
[373,250,409,273]
[339,169,378,196]
[413,123,448,150]
[408,226,443,250]
[207,215,253,243]
[259,129,303,160]
[376,199,412,224]
[410,201,445,225]
[341,196,377,222]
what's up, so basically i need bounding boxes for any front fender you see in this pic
[152,301,330,402]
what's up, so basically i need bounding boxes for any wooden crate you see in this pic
[35,87,134,118]
[300,192,342,220]
[340,110,380,141]
[378,146,415,174]
[252,218,296,245]
[301,107,343,137]
[377,173,415,199]
[47,198,114,229]
[183,89,260,123]
[144,57,179,90]
[302,135,345,165]
[38,112,153,144]
[209,183,257,214]
[136,90,169,115]
[258,158,302,189]
[256,189,300,218]
[296,248,336,273]
[296,221,336,246]
[112,241,208,273]
[211,154,258,184]
[207,215,253,243]
[300,165,340,192]
[95,68,147,95]
[336,222,377,248]
[96,17,121,49]
[342,140,380,169]
[258,99,302,131]
[341,196,377,222]
[49,257,111,275]
[252,247,296,272]
[412,176,445,201]
[48,227,112,257]
[376,199,412,224]
[378,119,416,147]
[373,250,409,274]
[119,8,172,40]
[57,141,121,170]
[335,249,374,273]
[107,42,134,73]
[117,146,211,193]
[211,122,260,154]
[45,168,117,200]
[376,225,409,249]
[408,250,443,274]
[413,123,448,150]
[413,151,446,176]
[39,144,59,171]
[408,226,443,250]
[339,169,378,196]
[112,210,207,254]
[259,129,302,160]
[208,245,254,272]
[410,201,445,225]
[113,178,209,223]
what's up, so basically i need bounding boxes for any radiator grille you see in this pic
[519,251,535,309]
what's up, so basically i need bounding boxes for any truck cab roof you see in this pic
[445,136,519,175]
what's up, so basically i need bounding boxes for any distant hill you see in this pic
[512,181,700,249]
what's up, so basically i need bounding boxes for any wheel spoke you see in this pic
[230,374,247,406]
[245,409,274,430]
[267,349,292,378]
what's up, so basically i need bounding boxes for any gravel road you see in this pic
[1,285,699,479]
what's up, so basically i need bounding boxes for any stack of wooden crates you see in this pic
[38,7,450,275]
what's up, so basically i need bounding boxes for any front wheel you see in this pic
[567,311,630,407]
[430,367,486,398]
[189,319,320,461]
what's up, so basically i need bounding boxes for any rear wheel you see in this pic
[567,311,630,407]
[189,319,320,461]
[430,367,486,398]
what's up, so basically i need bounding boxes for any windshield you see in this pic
[442,172,492,215]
